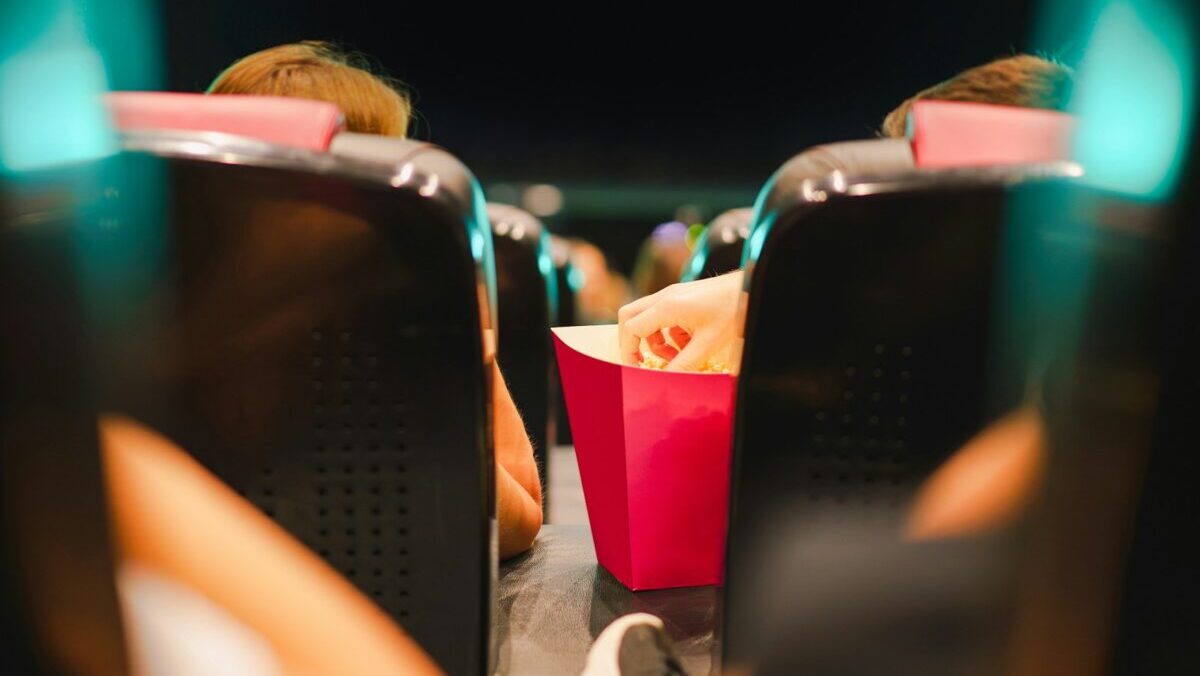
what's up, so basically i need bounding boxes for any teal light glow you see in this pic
[743,211,777,266]
[537,230,560,323]
[742,167,782,267]
[537,241,554,278]
[0,4,115,172]
[567,266,586,293]
[470,179,499,327]
[682,242,707,282]
[1071,0,1196,199]
[987,183,1097,414]
[470,228,485,259]
[75,0,164,92]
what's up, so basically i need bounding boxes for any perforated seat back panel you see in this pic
[723,185,1014,672]
[80,153,489,676]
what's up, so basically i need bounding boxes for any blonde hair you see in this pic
[881,54,1073,138]
[208,41,411,137]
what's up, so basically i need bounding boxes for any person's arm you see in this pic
[906,407,1045,541]
[101,416,442,676]
[492,361,543,558]
[496,461,542,559]
[617,270,743,371]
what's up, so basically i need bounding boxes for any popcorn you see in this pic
[638,351,730,373]
[698,361,730,374]
[640,353,670,370]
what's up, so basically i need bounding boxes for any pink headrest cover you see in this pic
[910,100,1074,168]
[106,92,344,151]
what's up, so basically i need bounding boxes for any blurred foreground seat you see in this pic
[1,179,129,676]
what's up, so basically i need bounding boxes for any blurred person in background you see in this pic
[208,41,541,558]
[630,221,692,299]
[619,54,1074,372]
[880,53,1072,138]
[569,238,631,324]
[208,41,411,136]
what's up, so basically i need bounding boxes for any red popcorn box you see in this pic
[552,325,736,590]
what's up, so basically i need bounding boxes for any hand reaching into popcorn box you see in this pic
[617,271,743,373]
[550,271,744,590]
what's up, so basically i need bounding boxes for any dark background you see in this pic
[160,2,1068,271]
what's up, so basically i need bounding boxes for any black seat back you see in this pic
[71,130,495,675]
[1104,173,1200,676]
[551,237,578,446]
[1009,112,1200,676]
[681,207,752,281]
[489,204,556,495]
[721,163,1079,673]
[1,172,130,676]
[992,182,1179,676]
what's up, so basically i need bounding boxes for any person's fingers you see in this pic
[667,326,692,351]
[618,292,664,364]
[617,291,662,324]
[618,321,642,365]
[645,331,679,361]
[665,331,718,372]
[622,302,672,351]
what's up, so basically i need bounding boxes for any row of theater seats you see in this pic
[3,88,1197,675]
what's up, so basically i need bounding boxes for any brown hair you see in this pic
[208,41,411,137]
[881,54,1073,138]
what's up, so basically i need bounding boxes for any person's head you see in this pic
[208,41,411,137]
[566,239,630,324]
[881,54,1073,138]
[631,222,691,299]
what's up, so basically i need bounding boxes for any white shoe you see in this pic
[581,613,686,676]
